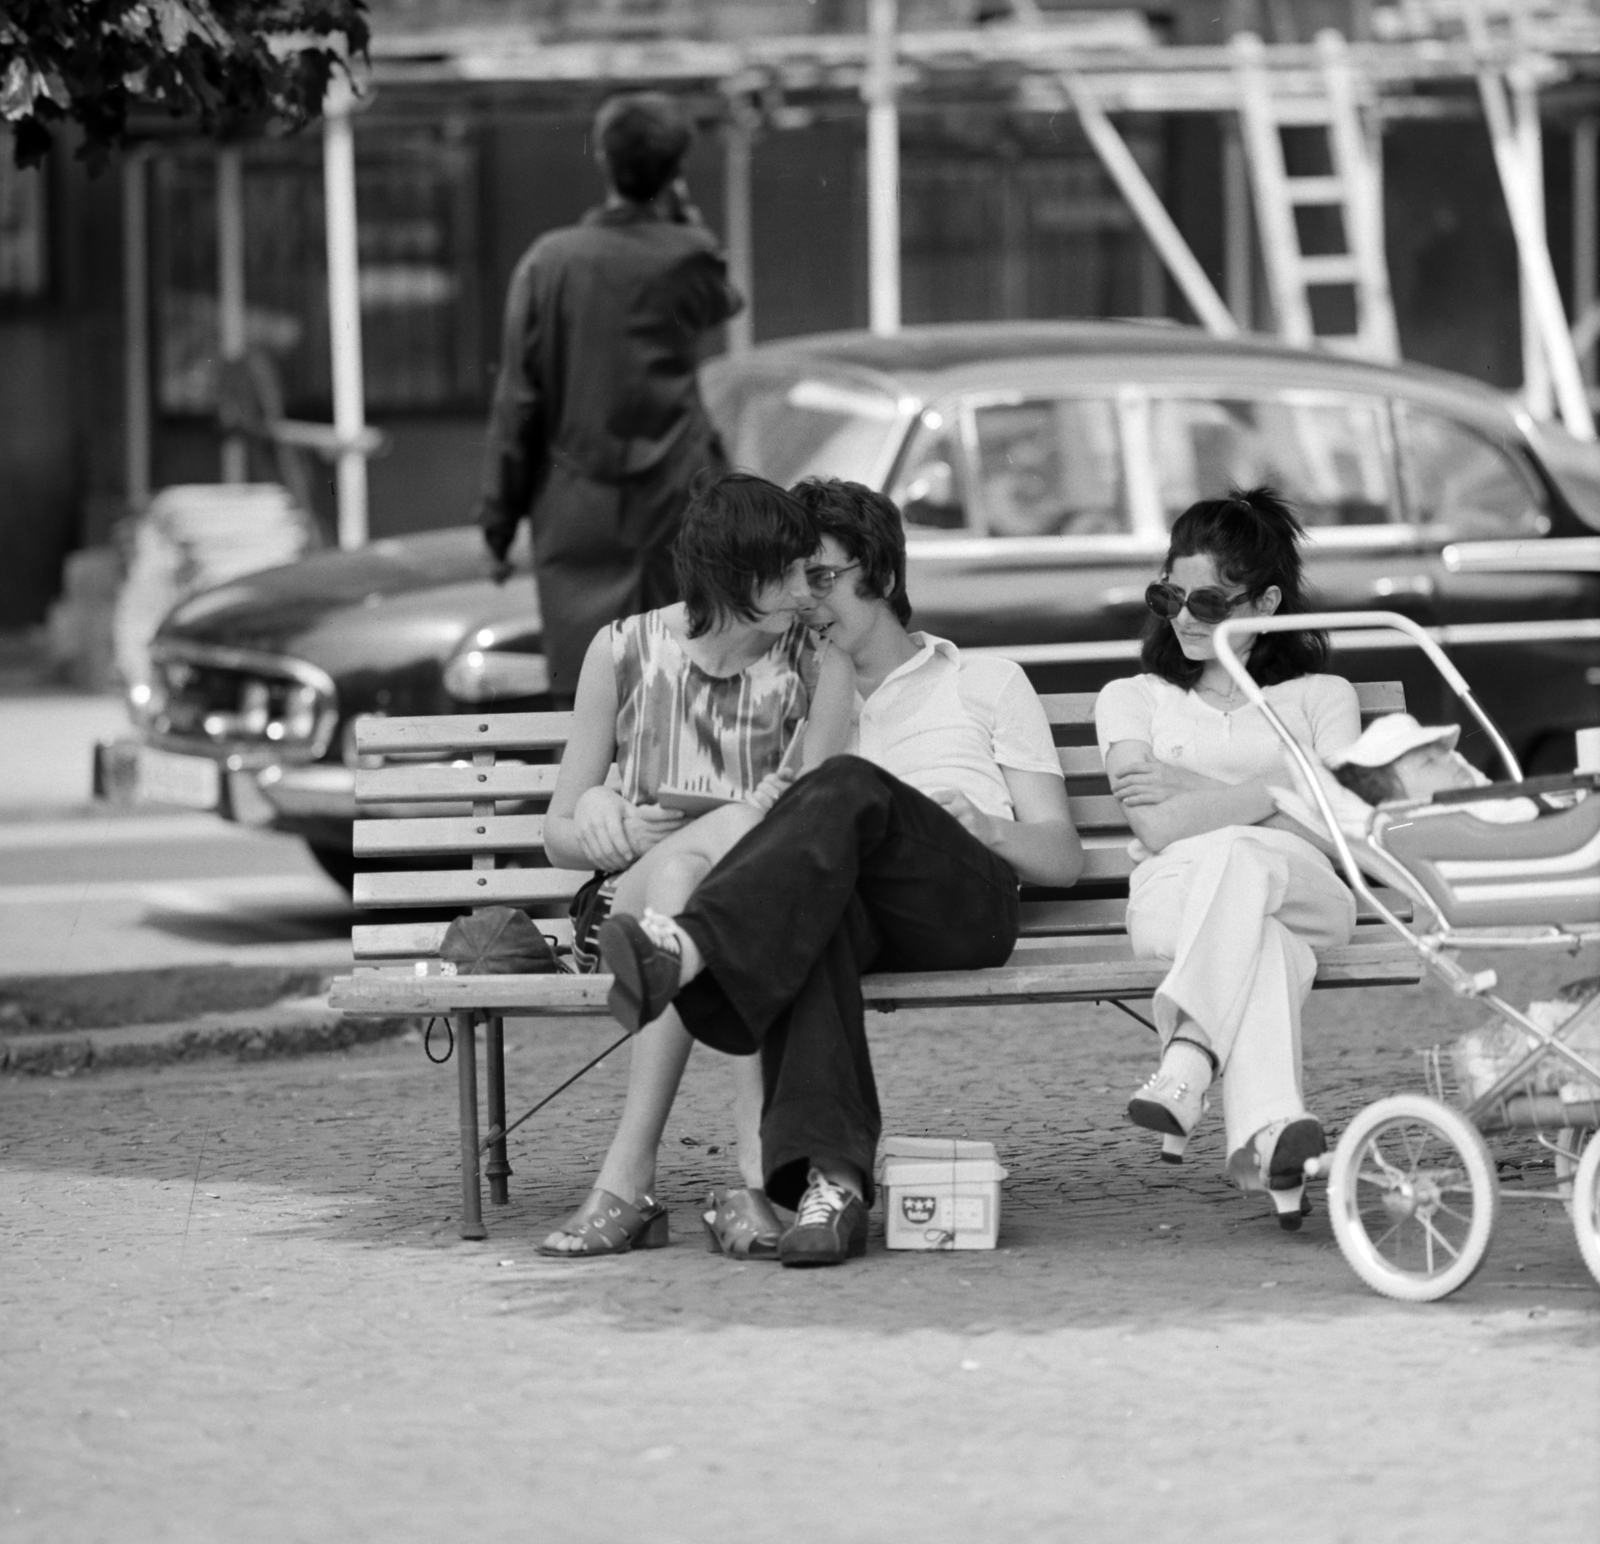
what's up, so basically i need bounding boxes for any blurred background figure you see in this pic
[476,90,745,704]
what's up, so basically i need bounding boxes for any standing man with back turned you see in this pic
[476,92,744,703]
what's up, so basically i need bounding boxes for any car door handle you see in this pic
[1371,575,1436,600]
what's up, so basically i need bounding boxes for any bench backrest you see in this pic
[348,682,1407,967]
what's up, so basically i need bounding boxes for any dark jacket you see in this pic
[476,202,742,691]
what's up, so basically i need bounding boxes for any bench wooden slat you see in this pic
[1065,793,1125,830]
[1037,680,1405,725]
[353,866,586,909]
[354,762,561,804]
[350,891,1412,961]
[1060,747,1109,778]
[350,796,1127,849]
[354,814,546,857]
[351,918,575,962]
[328,936,1420,1017]
[357,711,574,755]
[1080,837,1136,882]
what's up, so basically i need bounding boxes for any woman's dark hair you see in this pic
[1332,760,1405,806]
[788,478,913,625]
[1140,485,1329,689]
[674,472,817,638]
[594,93,691,203]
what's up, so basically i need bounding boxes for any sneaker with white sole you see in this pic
[777,1168,868,1268]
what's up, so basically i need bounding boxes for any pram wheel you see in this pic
[1570,1134,1600,1288]
[1326,1095,1498,1303]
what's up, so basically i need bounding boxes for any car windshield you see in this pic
[702,366,902,487]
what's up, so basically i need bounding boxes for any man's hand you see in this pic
[929,788,1000,850]
[482,528,515,586]
[664,176,703,226]
[623,802,687,856]
[745,771,792,813]
[572,786,640,872]
[1110,754,1214,808]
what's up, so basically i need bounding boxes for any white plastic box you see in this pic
[877,1137,1008,1251]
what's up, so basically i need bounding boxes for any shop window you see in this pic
[0,136,47,299]
[153,128,482,417]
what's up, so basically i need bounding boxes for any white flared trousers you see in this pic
[1125,826,1357,1159]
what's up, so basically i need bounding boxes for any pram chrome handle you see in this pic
[1208,611,1525,963]
[1211,610,1523,786]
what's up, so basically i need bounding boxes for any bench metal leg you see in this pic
[454,1011,487,1241]
[484,1012,512,1206]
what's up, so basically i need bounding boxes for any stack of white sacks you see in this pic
[112,483,319,690]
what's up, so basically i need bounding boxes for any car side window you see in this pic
[970,397,1127,537]
[1150,396,1395,528]
[890,414,968,532]
[1399,407,1547,538]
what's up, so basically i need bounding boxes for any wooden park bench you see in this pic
[328,683,1423,1239]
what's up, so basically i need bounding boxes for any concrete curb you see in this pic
[0,996,417,1075]
[0,964,339,1034]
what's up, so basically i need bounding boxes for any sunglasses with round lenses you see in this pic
[804,561,861,597]
[1144,581,1251,625]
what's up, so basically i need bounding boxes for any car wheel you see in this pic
[308,842,356,893]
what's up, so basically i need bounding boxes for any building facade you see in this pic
[1,0,1593,630]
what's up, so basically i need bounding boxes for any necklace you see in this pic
[1198,674,1244,710]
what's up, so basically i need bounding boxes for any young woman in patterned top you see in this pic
[540,472,852,1257]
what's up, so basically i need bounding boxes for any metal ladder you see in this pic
[1232,29,1400,362]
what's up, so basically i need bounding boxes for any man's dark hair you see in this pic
[594,93,692,203]
[674,472,818,638]
[788,478,913,625]
[1332,760,1405,806]
[1141,485,1329,690]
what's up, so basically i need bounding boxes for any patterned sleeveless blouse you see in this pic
[611,609,815,805]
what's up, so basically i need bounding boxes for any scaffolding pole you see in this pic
[1512,71,1553,420]
[1223,118,1253,329]
[1477,62,1593,438]
[1574,116,1597,386]
[122,149,151,513]
[216,146,247,483]
[1066,80,1237,336]
[723,110,754,354]
[323,76,370,548]
[864,0,901,335]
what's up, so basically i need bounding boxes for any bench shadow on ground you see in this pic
[5,944,1597,1338]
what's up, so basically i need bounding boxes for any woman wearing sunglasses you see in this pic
[1093,486,1361,1227]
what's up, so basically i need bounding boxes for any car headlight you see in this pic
[442,649,551,702]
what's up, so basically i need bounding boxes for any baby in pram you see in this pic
[1268,712,1597,933]
[1324,715,1542,823]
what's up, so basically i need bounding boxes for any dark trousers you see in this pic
[673,756,1021,1209]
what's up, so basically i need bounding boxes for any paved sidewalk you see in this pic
[0,694,128,816]
[3,946,1596,1543]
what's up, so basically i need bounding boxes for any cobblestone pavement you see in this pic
[4,948,1597,1544]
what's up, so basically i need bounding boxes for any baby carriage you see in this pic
[1214,612,1600,1303]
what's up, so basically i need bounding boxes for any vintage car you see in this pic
[106,321,1600,886]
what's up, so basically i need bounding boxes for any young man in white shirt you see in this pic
[599,480,1083,1266]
